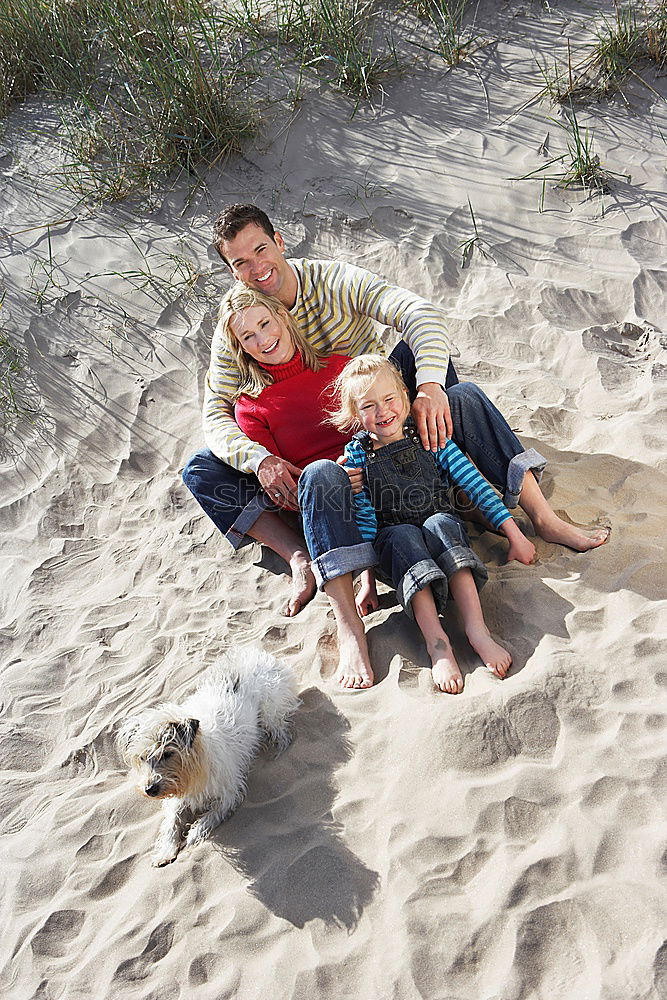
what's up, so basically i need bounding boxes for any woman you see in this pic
[219,284,381,687]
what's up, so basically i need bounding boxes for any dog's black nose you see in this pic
[145,783,161,797]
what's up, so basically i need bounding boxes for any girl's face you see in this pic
[355,370,409,445]
[230,304,295,366]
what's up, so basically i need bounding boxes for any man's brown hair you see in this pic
[212,204,276,263]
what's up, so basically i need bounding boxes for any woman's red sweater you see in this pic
[234,352,352,468]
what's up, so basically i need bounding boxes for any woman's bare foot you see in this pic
[335,625,374,689]
[428,637,464,694]
[533,513,611,552]
[466,624,512,679]
[283,552,316,617]
[355,570,379,618]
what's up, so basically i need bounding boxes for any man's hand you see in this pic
[411,382,453,452]
[257,455,303,510]
[336,454,364,494]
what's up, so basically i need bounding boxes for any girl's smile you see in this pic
[356,371,410,446]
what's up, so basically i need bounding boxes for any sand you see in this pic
[2,1,667,998]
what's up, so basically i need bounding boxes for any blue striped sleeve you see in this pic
[343,441,378,542]
[436,441,511,530]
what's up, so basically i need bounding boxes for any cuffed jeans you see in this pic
[375,514,488,619]
[182,348,546,580]
[181,341,450,551]
[298,460,377,589]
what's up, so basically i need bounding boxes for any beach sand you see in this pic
[2,2,667,998]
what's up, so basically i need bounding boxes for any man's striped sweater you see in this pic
[203,258,453,473]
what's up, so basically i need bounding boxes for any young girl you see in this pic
[331,355,536,694]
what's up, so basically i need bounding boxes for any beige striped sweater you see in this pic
[203,257,452,473]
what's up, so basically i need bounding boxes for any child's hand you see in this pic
[356,569,379,617]
[336,454,364,494]
[506,533,536,565]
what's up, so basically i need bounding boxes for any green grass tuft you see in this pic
[406,0,479,67]
[540,3,667,106]
[0,0,257,200]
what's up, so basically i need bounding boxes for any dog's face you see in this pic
[118,713,201,799]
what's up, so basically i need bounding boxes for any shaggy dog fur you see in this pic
[117,647,300,866]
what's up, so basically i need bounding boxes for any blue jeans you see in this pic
[375,514,487,619]
[298,460,377,589]
[181,341,452,551]
[182,349,546,582]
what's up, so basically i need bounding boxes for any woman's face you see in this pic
[230,304,295,366]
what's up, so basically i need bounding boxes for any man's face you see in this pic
[220,222,291,301]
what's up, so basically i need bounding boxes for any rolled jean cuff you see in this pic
[311,541,377,590]
[438,545,488,592]
[504,447,547,508]
[397,560,448,619]
[225,492,277,550]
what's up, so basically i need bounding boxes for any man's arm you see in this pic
[202,322,274,473]
[346,264,452,382]
[202,374,271,473]
[233,399,302,509]
[329,261,455,449]
[202,326,304,508]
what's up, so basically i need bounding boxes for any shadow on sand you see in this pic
[210,687,380,930]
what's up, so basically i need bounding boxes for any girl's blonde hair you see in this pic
[329,354,409,432]
[218,285,324,399]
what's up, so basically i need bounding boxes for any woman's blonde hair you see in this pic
[218,285,324,399]
[329,354,409,432]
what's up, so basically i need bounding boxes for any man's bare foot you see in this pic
[335,626,374,689]
[466,624,512,679]
[355,571,379,618]
[283,552,316,617]
[428,637,464,694]
[534,514,611,552]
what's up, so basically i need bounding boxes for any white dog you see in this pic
[117,647,300,867]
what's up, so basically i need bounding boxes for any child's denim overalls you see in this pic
[354,420,488,617]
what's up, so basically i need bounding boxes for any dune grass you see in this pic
[406,0,479,67]
[220,0,398,104]
[0,0,93,115]
[0,0,256,200]
[0,326,42,433]
[514,103,613,205]
[458,197,493,267]
[539,2,667,106]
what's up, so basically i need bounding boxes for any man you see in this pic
[183,204,608,688]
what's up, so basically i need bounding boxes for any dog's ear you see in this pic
[172,718,199,750]
[116,719,140,757]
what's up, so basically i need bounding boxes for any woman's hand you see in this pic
[411,382,453,451]
[258,455,303,510]
[336,454,364,494]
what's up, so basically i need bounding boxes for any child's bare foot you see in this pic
[534,514,611,552]
[283,553,316,617]
[335,625,374,689]
[355,571,379,618]
[466,624,512,679]
[428,637,464,694]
